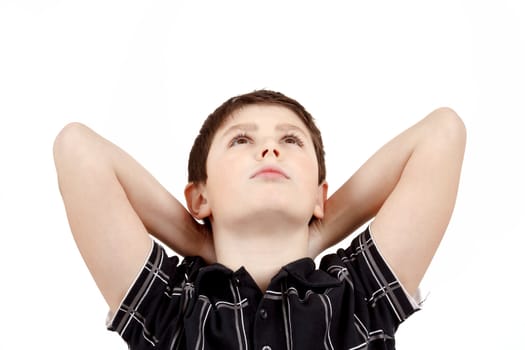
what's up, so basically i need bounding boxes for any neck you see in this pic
[212,216,309,292]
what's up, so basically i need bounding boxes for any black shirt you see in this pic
[107,226,420,349]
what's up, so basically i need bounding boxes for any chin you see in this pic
[242,203,313,223]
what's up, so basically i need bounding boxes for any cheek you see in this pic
[208,154,241,179]
[297,156,319,184]
[206,159,241,197]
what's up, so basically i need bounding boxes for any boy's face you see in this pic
[194,104,327,228]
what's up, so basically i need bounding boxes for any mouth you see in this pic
[250,166,289,179]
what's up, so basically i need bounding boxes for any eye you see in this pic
[282,133,304,147]
[229,133,252,147]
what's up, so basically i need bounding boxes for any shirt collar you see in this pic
[185,255,341,290]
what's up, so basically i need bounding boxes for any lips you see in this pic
[250,166,289,179]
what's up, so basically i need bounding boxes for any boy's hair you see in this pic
[188,89,326,185]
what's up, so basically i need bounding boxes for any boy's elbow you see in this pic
[53,122,90,160]
[429,107,467,147]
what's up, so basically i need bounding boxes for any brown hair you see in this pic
[188,89,326,185]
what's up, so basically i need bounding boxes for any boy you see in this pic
[53,90,466,349]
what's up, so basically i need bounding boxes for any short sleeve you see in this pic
[106,240,183,348]
[340,226,421,326]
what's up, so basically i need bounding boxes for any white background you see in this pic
[1,1,524,349]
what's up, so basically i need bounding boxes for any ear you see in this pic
[313,181,328,219]
[184,182,211,220]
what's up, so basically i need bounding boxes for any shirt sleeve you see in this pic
[106,240,184,348]
[340,225,422,327]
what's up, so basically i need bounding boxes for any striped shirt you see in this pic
[107,226,420,349]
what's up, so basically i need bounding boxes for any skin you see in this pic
[53,104,466,314]
[185,105,328,291]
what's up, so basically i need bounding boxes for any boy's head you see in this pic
[185,90,327,229]
[188,90,325,185]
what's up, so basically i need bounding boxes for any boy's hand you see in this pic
[307,218,324,259]
[186,223,216,263]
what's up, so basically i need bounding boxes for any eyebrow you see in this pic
[220,123,309,139]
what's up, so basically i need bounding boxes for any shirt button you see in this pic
[262,346,272,350]
[259,308,268,320]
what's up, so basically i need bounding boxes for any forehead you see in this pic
[218,104,308,134]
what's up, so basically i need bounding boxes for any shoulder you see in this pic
[106,241,207,325]
[319,227,421,322]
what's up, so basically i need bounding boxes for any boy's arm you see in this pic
[309,107,466,295]
[53,123,214,312]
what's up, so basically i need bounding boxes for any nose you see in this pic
[261,148,280,158]
[257,137,281,160]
